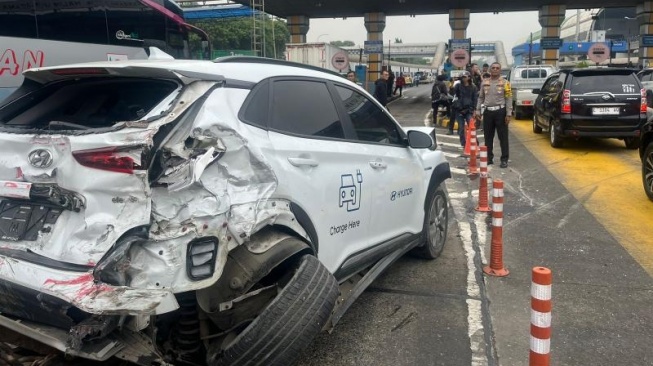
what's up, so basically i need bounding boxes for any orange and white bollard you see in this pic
[483,179,509,277]
[475,145,491,212]
[468,120,479,177]
[463,123,471,156]
[530,267,552,366]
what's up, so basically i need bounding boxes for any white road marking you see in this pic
[447,187,488,366]
[450,167,467,175]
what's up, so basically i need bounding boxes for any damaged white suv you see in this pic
[0,56,451,366]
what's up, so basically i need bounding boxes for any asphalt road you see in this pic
[297,82,653,366]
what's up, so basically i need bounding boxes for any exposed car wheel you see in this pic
[624,137,641,150]
[412,185,448,259]
[207,254,339,366]
[644,142,653,201]
[533,113,542,134]
[549,121,563,148]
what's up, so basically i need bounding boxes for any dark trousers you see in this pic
[393,85,403,95]
[483,108,509,163]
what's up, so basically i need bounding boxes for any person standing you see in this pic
[482,63,489,74]
[394,73,406,96]
[431,74,450,126]
[346,70,363,86]
[475,62,512,168]
[470,63,482,90]
[374,70,390,107]
[386,69,395,98]
[453,71,478,147]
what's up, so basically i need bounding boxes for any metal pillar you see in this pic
[449,9,470,39]
[637,2,653,68]
[287,15,309,44]
[364,12,386,92]
[538,5,566,66]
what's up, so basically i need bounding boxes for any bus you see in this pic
[0,0,209,101]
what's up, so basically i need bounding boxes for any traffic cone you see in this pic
[483,179,509,277]
[475,146,492,212]
[463,122,471,156]
[468,120,479,177]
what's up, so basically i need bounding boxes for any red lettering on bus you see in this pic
[22,50,45,71]
[0,49,19,76]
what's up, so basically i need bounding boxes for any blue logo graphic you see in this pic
[339,170,363,212]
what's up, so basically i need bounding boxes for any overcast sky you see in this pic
[306,10,577,64]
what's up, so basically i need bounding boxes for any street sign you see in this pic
[541,37,563,49]
[449,38,471,52]
[587,43,610,64]
[363,40,383,54]
[331,51,349,71]
[451,49,469,68]
[641,35,653,47]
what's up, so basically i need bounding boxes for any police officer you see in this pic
[475,62,512,168]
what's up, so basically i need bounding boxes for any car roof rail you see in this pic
[213,56,345,78]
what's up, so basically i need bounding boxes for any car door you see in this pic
[534,76,556,126]
[261,78,374,275]
[331,83,424,250]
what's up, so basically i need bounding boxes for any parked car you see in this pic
[532,68,647,149]
[509,64,557,120]
[641,111,653,201]
[0,56,451,365]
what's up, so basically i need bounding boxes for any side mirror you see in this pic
[407,130,433,149]
[532,88,541,94]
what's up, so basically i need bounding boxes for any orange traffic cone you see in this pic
[475,146,492,212]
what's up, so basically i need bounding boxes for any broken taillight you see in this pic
[73,147,142,174]
[641,88,648,113]
[561,89,571,114]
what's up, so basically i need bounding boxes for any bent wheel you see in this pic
[208,254,339,366]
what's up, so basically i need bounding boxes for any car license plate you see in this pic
[592,107,620,115]
[0,200,62,241]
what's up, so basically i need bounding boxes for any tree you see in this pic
[187,17,289,59]
[394,38,403,44]
[330,40,355,47]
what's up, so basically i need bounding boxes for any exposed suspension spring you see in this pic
[176,292,202,355]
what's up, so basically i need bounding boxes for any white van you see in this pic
[509,65,557,119]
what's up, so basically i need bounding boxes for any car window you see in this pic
[638,70,653,82]
[520,69,548,78]
[570,73,639,94]
[0,78,178,130]
[270,80,344,139]
[541,76,556,93]
[334,85,403,145]
[241,81,269,128]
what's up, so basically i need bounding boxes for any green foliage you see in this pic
[393,57,430,65]
[187,17,289,59]
[576,60,590,68]
[394,38,403,44]
[330,40,355,47]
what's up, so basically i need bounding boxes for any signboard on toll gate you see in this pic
[450,49,469,68]
[540,37,563,50]
[641,35,653,47]
[364,40,383,54]
[587,43,610,64]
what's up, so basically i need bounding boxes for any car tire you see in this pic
[549,121,563,148]
[533,113,542,134]
[515,106,523,120]
[643,142,653,201]
[207,254,339,366]
[624,136,641,150]
[412,184,448,259]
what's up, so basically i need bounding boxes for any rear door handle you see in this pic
[287,157,319,167]
[369,161,387,169]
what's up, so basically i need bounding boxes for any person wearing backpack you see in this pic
[431,75,450,127]
[453,71,478,147]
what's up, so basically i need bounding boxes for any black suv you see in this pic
[532,68,646,149]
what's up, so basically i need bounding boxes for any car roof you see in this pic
[22,58,351,86]
[562,67,637,75]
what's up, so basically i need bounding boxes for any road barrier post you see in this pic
[463,123,471,156]
[483,179,509,277]
[530,267,552,366]
[475,145,491,212]
[468,120,479,177]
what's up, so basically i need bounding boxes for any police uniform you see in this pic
[476,75,512,167]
